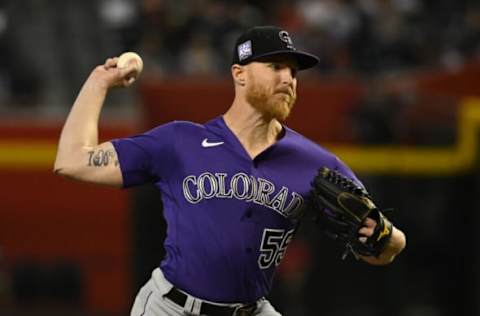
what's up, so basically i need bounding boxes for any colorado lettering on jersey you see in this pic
[182,172,304,218]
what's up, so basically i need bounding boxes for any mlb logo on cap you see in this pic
[238,40,252,61]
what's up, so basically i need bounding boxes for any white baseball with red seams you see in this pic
[117,52,143,77]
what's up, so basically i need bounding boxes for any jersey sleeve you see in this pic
[111,122,177,188]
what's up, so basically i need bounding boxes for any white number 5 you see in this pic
[258,228,295,269]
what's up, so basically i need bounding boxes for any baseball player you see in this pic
[54,26,406,316]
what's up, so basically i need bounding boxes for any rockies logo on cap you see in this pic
[278,30,295,50]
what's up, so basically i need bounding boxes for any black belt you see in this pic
[164,287,256,316]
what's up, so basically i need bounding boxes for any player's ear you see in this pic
[231,64,246,86]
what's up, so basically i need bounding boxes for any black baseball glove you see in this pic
[310,167,393,259]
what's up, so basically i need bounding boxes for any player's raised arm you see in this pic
[53,55,141,187]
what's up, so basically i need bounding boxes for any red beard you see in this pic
[246,82,296,121]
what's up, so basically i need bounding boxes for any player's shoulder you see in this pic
[285,126,361,183]
[171,120,205,130]
[145,120,206,136]
[284,126,337,158]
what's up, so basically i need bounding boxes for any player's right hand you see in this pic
[88,57,138,90]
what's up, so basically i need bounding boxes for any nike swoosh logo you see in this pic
[201,138,224,148]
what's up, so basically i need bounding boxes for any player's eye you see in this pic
[268,62,297,78]
[269,63,282,71]
[291,68,298,78]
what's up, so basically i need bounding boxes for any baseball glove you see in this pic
[310,167,393,260]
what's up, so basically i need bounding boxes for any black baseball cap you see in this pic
[232,26,319,70]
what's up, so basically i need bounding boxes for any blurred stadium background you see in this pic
[0,0,479,315]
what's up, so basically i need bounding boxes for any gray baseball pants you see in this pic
[130,268,281,316]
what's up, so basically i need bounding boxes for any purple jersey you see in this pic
[111,116,361,303]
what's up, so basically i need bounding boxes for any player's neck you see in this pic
[223,100,283,159]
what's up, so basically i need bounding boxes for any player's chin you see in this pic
[274,100,294,121]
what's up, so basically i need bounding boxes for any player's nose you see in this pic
[280,68,294,85]
[280,71,295,93]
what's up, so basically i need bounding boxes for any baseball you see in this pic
[117,52,143,77]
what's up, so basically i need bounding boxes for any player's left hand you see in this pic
[358,217,377,244]
[310,167,394,259]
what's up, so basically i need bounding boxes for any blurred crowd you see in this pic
[0,0,478,111]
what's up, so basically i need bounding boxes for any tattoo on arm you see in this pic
[87,149,119,167]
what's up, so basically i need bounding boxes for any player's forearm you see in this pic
[54,78,108,173]
[361,226,406,265]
